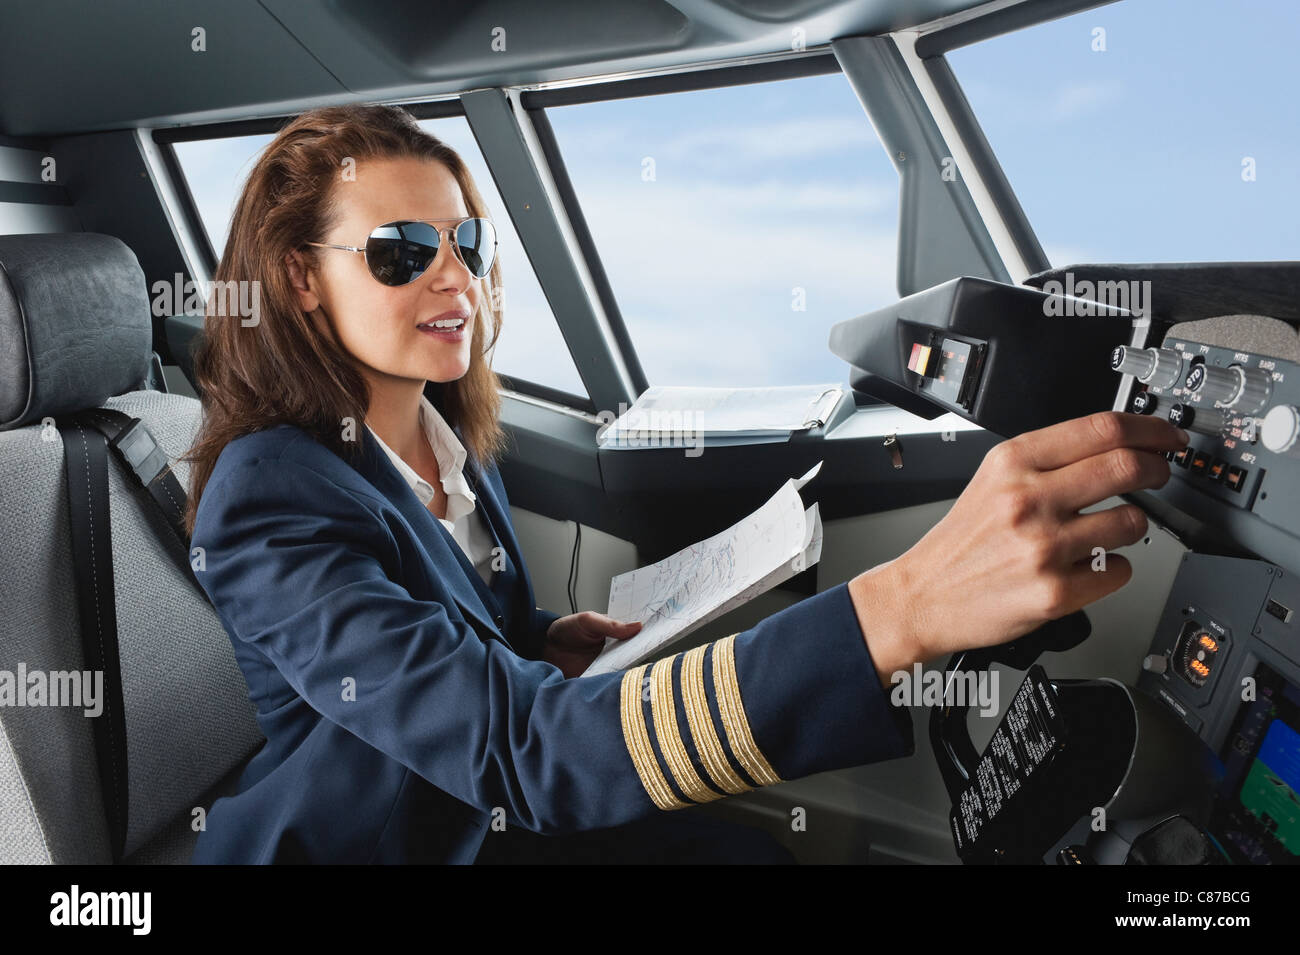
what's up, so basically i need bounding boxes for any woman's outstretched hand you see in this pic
[848,411,1191,687]
[544,612,643,678]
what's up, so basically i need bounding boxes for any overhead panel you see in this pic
[0,0,347,136]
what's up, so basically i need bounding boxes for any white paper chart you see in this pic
[581,462,824,677]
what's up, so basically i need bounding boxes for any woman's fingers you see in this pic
[605,618,642,641]
[1057,504,1149,564]
[1009,410,1188,472]
[575,612,642,641]
[1045,446,1174,514]
[1058,552,1134,615]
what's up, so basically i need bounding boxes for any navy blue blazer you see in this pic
[189,423,914,863]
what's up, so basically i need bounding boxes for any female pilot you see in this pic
[183,104,1189,864]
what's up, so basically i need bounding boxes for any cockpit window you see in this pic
[544,72,900,388]
[172,117,587,399]
[173,133,273,256]
[947,0,1300,264]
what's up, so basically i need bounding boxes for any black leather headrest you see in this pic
[0,232,153,431]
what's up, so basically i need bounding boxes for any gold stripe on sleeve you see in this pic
[711,634,782,787]
[620,664,690,810]
[680,645,752,796]
[649,656,720,804]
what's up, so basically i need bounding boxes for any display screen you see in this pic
[918,337,975,409]
[1211,661,1300,864]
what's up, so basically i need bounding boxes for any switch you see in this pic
[908,342,934,376]
[1143,654,1169,675]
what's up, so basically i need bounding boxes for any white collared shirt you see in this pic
[366,396,497,586]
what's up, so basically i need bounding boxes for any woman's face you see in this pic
[299,156,481,387]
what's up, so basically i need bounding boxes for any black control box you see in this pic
[829,276,1134,438]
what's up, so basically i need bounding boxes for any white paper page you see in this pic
[678,502,822,640]
[582,469,823,677]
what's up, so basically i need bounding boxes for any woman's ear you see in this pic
[284,250,321,313]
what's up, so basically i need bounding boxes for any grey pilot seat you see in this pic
[0,231,262,863]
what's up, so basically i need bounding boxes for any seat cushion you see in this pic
[0,389,263,862]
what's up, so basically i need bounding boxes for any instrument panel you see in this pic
[1111,331,1300,561]
[832,266,1300,864]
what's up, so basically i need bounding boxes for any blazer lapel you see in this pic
[458,434,530,629]
[354,431,509,646]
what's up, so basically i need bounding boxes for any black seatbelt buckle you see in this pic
[109,417,171,487]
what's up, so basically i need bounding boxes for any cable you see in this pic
[567,521,582,614]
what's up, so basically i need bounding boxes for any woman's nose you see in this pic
[423,228,472,291]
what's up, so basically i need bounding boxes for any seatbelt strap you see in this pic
[76,408,191,550]
[56,416,130,860]
[76,408,206,597]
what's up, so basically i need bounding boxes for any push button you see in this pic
[1189,452,1209,476]
[1172,446,1193,468]
[1130,390,1157,415]
[1225,465,1247,492]
[1206,458,1227,483]
[907,342,934,376]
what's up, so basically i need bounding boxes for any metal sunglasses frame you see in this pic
[304,216,498,283]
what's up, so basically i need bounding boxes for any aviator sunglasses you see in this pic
[305,216,498,286]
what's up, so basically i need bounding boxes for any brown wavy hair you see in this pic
[182,104,506,535]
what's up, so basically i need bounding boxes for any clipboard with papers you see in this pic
[596,384,843,450]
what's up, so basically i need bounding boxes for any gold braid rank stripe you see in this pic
[620,665,690,810]
[649,657,720,804]
[680,645,752,795]
[712,635,782,787]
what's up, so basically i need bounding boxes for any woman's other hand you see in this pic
[544,612,643,678]
[849,411,1191,686]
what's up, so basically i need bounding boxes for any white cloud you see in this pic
[569,175,900,385]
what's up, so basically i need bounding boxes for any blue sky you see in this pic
[948,0,1300,266]
[176,0,1298,400]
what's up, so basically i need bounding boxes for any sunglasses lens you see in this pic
[365,222,440,286]
[454,218,497,279]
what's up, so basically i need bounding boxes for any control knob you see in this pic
[1185,363,1272,411]
[1110,346,1183,390]
[1235,367,1272,414]
[1260,405,1300,457]
[1168,402,1226,437]
[1184,364,1239,406]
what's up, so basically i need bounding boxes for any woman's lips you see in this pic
[417,323,466,342]
[417,312,469,343]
